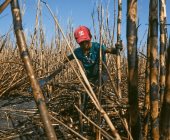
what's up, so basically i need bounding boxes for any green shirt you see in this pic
[73,42,107,79]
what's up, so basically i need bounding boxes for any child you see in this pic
[67,25,123,84]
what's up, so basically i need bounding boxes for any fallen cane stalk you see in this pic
[75,105,115,140]
[113,108,133,140]
[50,113,87,140]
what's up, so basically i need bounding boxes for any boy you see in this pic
[67,25,123,84]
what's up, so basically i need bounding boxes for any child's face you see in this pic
[79,41,91,50]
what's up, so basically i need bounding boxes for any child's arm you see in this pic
[105,41,123,54]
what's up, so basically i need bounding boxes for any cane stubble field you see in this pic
[0,0,170,139]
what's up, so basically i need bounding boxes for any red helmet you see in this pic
[74,26,92,44]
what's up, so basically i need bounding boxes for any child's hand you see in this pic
[115,40,123,51]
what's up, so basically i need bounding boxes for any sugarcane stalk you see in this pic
[0,26,12,53]
[149,0,159,139]
[111,0,116,47]
[40,12,45,75]
[0,0,11,14]
[159,0,167,106]
[95,3,103,140]
[30,0,40,59]
[160,38,170,139]
[143,30,150,140]
[91,10,97,41]
[116,0,122,98]
[127,0,141,139]
[10,0,57,139]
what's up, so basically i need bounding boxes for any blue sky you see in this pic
[0,0,170,48]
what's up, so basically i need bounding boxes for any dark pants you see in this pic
[82,72,108,113]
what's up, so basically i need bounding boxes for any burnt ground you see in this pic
[0,57,146,140]
[0,79,132,140]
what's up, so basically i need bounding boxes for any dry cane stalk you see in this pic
[10,0,57,139]
[159,0,166,107]
[160,38,170,139]
[0,0,12,14]
[149,0,159,139]
[96,3,103,140]
[143,30,150,140]
[116,0,122,98]
[127,0,141,139]
[30,0,40,59]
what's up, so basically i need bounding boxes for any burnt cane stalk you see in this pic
[159,0,166,106]
[116,0,122,98]
[10,0,57,139]
[149,0,159,139]
[160,38,170,139]
[143,30,151,140]
[127,0,141,139]
[0,0,12,14]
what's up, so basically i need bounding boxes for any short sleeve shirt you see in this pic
[73,42,107,79]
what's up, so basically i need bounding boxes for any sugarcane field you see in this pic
[1,0,170,140]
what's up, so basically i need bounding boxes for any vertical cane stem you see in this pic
[10,0,57,139]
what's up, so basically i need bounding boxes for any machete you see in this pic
[28,64,65,92]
